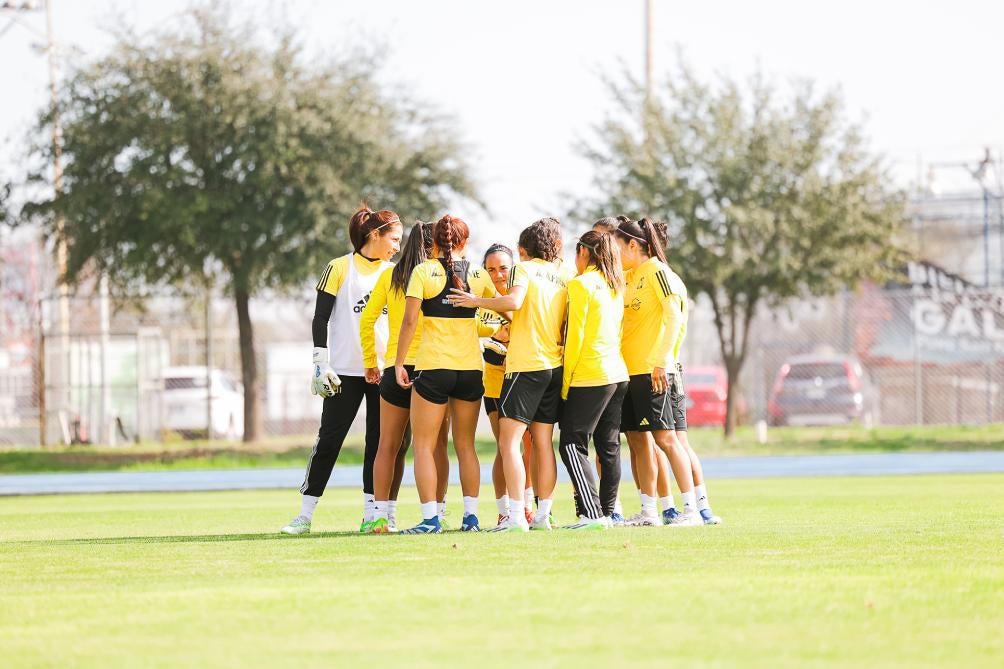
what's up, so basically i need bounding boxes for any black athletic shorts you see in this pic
[484,396,500,415]
[498,367,563,425]
[380,365,413,409]
[620,373,675,432]
[413,369,484,405]
[669,363,688,431]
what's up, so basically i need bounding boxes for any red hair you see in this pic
[349,204,401,253]
[433,214,470,289]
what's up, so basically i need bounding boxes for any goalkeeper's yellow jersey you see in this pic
[621,257,688,376]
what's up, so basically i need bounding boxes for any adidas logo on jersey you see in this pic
[353,293,372,313]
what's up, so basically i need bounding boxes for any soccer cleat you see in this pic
[662,508,680,525]
[488,517,529,533]
[610,512,626,527]
[359,519,376,533]
[400,517,442,534]
[564,517,607,531]
[461,514,481,532]
[524,507,534,525]
[367,517,392,534]
[700,509,723,525]
[666,510,703,527]
[496,513,509,527]
[280,515,311,535]
[625,511,662,527]
[530,513,552,531]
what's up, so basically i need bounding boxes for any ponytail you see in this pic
[577,230,624,291]
[391,221,433,295]
[433,214,470,290]
[348,203,401,253]
[613,217,668,263]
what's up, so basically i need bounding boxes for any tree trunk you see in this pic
[723,356,744,438]
[234,286,264,443]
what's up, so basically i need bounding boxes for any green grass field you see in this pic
[3,424,1004,474]
[1,475,1002,668]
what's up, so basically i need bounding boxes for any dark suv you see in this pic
[767,354,879,427]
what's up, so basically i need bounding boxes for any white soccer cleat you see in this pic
[625,511,662,527]
[488,517,529,533]
[280,515,311,535]
[530,513,553,531]
[666,510,703,527]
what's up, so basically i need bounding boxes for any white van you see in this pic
[162,366,244,440]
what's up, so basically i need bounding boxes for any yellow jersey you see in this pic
[505,258,568,373]
[316,253,386,295]
[621,257,687,375]
[477,308,509,398]
[406,258,496,371]
[360,266,422,368]
[562,268,629,398]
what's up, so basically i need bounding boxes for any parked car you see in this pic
[162,366,244,440]
[767,354,879,427]
[683,365,747,427]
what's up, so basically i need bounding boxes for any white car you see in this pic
[162,366,244,440]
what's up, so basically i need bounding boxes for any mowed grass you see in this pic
[4,423,1004,474]
[1,475,1002,668]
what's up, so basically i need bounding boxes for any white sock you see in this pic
[694,484,710,511]
[613,496,623,516]
[300,494,319,521]
[421,500,437,521]
[363,493,375,522]
[639,493,657,516]
[537,498,553,519]
[373,500,388,521]
[510,499,527,526]
[524,487,534,508]
[681,490,697,513]
[437,500,447,520]
[659,495,675,512]
[388,500,398,521]
[463,496,478,517]
[496,495,510,515]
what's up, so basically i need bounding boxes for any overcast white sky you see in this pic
[2,0,1003,251]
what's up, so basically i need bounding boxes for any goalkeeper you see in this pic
[281,206,402,535]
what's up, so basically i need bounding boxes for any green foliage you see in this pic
[19,6,475,292]
[576,63,908,434]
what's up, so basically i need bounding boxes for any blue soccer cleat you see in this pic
[610,512,626,527]
[700,509,722,525]
[400,517,442,534]
[461,514,481,532]
[662,507,680,525]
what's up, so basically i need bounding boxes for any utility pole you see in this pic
[644,0,653,102]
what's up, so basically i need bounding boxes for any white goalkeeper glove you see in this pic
[311,347,341,397]
[483,338,508,358]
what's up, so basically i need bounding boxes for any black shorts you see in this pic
[498,367,563,425]
[620,373,676,432]
[413,369,484,405]
[484,396,500,415]
[380,365,413,409]
[669,368,688,432]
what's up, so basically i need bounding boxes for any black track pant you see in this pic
[558,381,628,519]
[300,375,380,497]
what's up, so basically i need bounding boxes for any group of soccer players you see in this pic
[281,206,722,535]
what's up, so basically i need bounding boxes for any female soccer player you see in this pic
[479,244,535,527]
[360,222,451,533]
[395,214,498,534]
[559,230,630,530]
[450,218,567,532]
[613,217,702,527]
[281,206,401,535]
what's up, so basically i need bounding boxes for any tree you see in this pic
[576,64,906,436]
[13,6,476,442]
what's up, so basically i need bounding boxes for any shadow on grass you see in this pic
[10,530,382,547]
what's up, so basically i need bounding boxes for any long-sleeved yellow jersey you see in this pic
[621,257,688,376]
[360,266,421,368]
[561,268,629,399]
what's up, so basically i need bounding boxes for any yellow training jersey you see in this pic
[505,258,568,373]
[621,257,687,376]
[406,258,496,371]
[477,308,509,398]
[361,266,422,368]
[562,268,629,398]
[316,253,386,296]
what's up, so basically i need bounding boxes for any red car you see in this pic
[683,365,732,427]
